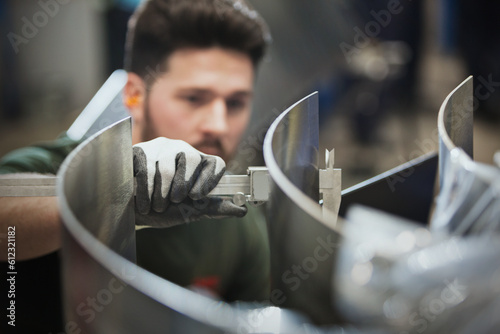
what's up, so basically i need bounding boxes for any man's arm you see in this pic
[0,135,247,261]
[0,196,60,261]
[0,136,79,262]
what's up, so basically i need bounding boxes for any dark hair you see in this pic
[124,0,271,81]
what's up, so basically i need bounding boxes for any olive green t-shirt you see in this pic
[0,134,270,302]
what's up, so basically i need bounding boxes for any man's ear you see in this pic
[124,72,146,124]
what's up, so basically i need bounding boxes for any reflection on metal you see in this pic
[336,205,500,333]
[437,76,473,188]
[433,76,500,236]
[335,205,434,327]
[57,117,330,333]
[333,77,500,333]
[66,69,129,141]
[263,92,342,324]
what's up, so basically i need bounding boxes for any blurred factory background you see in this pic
[0,0,499,188]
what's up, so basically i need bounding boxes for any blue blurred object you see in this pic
[115,0,143,11]
[439,0,458,53]
[105,1,143,75]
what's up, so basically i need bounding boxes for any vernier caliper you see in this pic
[0,167,272,206]
[0,151,341,216]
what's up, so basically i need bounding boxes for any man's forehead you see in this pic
[175,87,253,97]
[165,47,254,73]
[151,47,255,93]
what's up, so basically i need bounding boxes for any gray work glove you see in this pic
[133,137,247,227]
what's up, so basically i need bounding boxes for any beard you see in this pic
[193,139,227,161]
[141,96,230,162]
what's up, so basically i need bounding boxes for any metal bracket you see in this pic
[319,149,342,225]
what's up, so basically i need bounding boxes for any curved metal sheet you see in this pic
[437,76,473,188]
[337,205,500,334]
[263,92,342,325]
[57,117,334,333]
[433,76,500,236]
[332,77,500,333]
[66,70,129,141]
[340,151,438,224]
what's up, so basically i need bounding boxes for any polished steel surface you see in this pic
[66,69,129,141]
[337,205,500,334]
[437,76,473,188]
[332,77,500,333]
[263,92,342,325]
[57,117,336,333]
[59,118,230,333]
[433,76,500,236]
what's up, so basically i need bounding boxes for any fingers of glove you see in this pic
[133,146,153,215]
[134,210,184,228]
[151,162,168,213]
[189,155,226,200]
[191,197,248,219]
[169,150,202,203]
[152,150,177,212]
[134,198,247,227]
[207,197,248,218]
[170,151,202,203]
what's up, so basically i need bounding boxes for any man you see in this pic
[0,0,271,331]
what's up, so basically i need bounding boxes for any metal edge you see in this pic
[437,76,473,155]
[437,76,473,190]
[263,91,340,232]
[66,69,128,141]
[57,117,243,331]
[341,151,438,196]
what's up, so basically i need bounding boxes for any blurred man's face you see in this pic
[127,47,254,162]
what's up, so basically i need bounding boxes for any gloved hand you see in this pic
[133,137,247,227]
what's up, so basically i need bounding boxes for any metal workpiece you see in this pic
[432,76,500,237]
[337,205,500,334]
[59,118,136,259]
[335,205,435,326]
[331,77,500,333]
[437,76,473,189]
[66,69,129,141]
[432,149,500,236]
[263,91,343,325]
[57,117,347,333]
[339,151,438,225]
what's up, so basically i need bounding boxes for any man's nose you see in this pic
[200,98,228,136]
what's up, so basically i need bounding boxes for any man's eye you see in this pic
[184,95,202,104]
[227,99,246,112]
